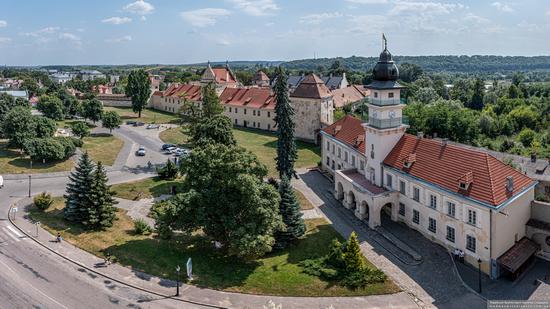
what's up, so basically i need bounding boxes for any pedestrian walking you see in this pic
[56,233,62,243]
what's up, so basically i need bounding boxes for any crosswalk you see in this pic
[0,224,27,245]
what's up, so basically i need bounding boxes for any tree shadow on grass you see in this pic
[104,234,259,290]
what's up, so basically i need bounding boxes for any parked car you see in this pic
[126,120,136,125]
[146,124,160,129]
[164,146,176,154]
[0,175,3,188]
[133,122,145,127]
[162,144,175,150]
[136,149,146,156]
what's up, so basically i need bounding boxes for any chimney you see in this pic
[531,153,537,163]
[417,131,423,139]
[506,176,514,192]
[433,132,438,138]
[226,70,229,83]
[442,138,448,146]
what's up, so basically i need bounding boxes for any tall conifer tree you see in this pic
[87,162,118,229]
[64,152,94,222]
[274,176,306,249]
[274,67,297,179]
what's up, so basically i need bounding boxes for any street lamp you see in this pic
[175,265,181,296]
[28,175,32,198]
[477,258,482,294]
[35,221,40,238]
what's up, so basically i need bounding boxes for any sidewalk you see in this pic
[10,198,418,309]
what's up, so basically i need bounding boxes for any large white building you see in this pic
[321,41,539,280]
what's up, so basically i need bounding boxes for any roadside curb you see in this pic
[448,251,487,301]
[8,198,226,309]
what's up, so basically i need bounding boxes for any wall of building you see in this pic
[291,97,333,143]
[223,105,276,132]
[385,167,492,273]
[535,180,550,200]
[491,188,534,260]
[321,133,366,176]
[532,200,550,224]
[150,95,198,114]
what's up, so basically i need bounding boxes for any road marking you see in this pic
[7,225,24,238]
[2,227,20,242]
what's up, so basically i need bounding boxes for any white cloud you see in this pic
[545,10,550,16]
[59,32,82,48]
[216,38,231,46]
[22,26,60,37]
[180,8,231,27]
[300,12,343,25]
[346,0,388,4]
[227,0,279,16]
[106,35,133,43]
[123,0,154,15]
[0,20,7,27]
[390,1,465,16]
[0,37,11,44]
[491,2,513,13]
[102,17,132,25]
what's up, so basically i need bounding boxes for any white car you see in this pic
[0,175,3,188]
[173,148,187,156]
[165,147,177,154]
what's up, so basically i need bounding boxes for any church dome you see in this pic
[372,47,399,81]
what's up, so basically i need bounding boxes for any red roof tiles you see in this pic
[290,73,333,99]
[332,86,367,108]
[161,84,202,101]
[212,68,237,84]
[219,87,276,110]
[321,115,366,153]
[383,134,536,206]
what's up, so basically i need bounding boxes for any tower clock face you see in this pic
[389,110,396,118]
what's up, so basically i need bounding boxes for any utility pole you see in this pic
[28,175,32,198]
[175,265,181,296]
[477,258,482,294]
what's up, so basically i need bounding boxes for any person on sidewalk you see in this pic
[459,250,465,263]
[56,233,62,243]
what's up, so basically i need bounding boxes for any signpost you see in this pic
[175,265,181,296]
[186,257,192,281]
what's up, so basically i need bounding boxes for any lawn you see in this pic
[111,177,185,200]
[30,199,398,297]
[81,134,124,166]
[105,107,180,124]
[0,134,123,174]
[159,127,321,177]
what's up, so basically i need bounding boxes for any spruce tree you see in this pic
[201,82,223,119]
[86,162,118,229]
[64,152,95,223]
[274,176,306,249]
[274,66,297,179]
[343,232,365,273]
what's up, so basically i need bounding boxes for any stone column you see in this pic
[368,203,382,229]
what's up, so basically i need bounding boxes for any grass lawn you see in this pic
[105,107,180,124]
[30,199,398,297]
[0,134,123,174]
[111,177,185,200]
[81,134,124,166]
[296,190,314,210]
[159,127,321,177]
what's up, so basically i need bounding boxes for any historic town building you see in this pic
[150,83,202,113]
[220,87,277,131]
[290,73,334,143]
[321,40,540,279]
[200,62,239,94]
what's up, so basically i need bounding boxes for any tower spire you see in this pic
[382,33,387,50]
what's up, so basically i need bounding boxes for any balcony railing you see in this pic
[368,98,406,106]
[368,116,409,129]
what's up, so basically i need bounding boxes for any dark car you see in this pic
[133,122,145,127]
[162,144,176,150]
[126,120,136,125]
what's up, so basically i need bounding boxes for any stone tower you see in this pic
[363,35,408,186]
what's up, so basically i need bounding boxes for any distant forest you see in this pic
[281,55,550,74]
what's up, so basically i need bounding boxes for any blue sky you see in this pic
[0,0,549,65]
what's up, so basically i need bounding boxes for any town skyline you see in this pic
[1,0,550,66]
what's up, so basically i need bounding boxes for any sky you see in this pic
[0,0,549,65]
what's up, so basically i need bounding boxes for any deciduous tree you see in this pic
[102,111,122,134]
[126,69,151,118]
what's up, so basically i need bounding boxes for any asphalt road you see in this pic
[0,125,199,309]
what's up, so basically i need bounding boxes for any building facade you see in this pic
[321,41,538,279]
[220,87,277,131]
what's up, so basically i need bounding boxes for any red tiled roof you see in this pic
[383,134,536,206]
[290,73,333,99]
[212,68,237,84]
[219,87,276,110]
[332,86,367,108]
[321,115,366,153]
[253,71,270,82]
[160,84,202,101]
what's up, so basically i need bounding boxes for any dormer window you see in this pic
[403,153,416,168]
[458,171,473,190]
[333,125,342,136]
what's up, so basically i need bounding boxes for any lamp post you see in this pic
[477,258,482,294]
[35,221,40,238]
[175,265,181,296]
[28,175,32,198]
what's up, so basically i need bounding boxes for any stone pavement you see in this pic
[295,169,487,309]
[11,198,418,309]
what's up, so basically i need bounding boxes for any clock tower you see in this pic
[363,35,408,187]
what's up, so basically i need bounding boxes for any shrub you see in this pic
[133,219,152,235]
[300,258,338,280]
[157,159,178,180]
[34,192,53,211]
[341,267,386,288]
